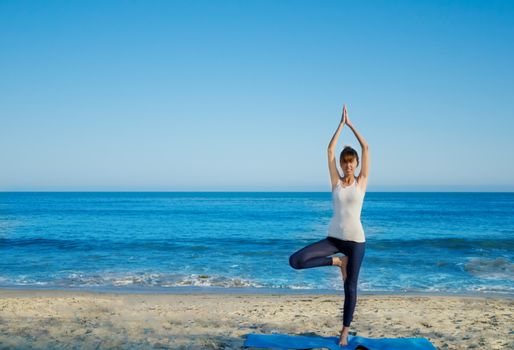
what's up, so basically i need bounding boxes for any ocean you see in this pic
[0,192,513,297]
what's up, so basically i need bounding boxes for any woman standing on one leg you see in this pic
[289,104,370,346]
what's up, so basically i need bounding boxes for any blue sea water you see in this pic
[0,192,513,297]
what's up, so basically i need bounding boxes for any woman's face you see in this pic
[340,157,358,176]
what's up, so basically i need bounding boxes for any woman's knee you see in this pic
[289,253,302,269]
[344,281,358,296]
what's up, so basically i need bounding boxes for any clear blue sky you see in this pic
[1,0,513,191]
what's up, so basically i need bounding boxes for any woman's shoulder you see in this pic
[355,175,368,194]
[331,177,342,191]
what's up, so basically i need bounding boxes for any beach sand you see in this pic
[0,289,512,349]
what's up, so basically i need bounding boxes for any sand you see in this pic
[0,289,512,349]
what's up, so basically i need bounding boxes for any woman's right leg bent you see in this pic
[289,238,340,269]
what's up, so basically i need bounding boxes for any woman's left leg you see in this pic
[341,241,366,327]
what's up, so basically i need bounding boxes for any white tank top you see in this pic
[327,178,366,243]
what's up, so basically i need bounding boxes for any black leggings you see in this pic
[289,236,366,327]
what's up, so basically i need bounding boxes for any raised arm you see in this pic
[345,116,370,191]
[327,105,346,189]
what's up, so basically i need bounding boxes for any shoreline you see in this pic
[1,286,513,300]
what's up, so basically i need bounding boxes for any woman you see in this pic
[289,104,369,346]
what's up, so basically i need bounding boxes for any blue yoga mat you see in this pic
[243,333,437,350]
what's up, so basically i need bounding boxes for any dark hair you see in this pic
[340,146,359,167]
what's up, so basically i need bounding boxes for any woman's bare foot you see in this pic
[338,326,350,346]
[332,255,348,282]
